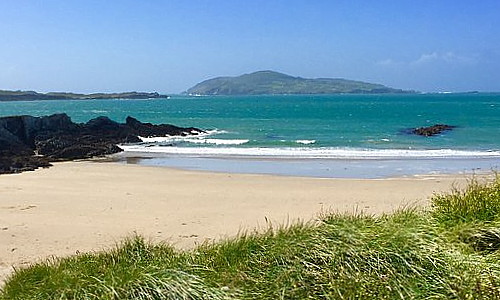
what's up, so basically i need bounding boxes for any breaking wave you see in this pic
[136,129,250,145]
[296,140,316,145]
[118,145,500,159]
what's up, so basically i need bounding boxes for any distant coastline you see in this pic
[0,90,168,102]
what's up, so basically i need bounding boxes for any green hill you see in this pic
[186,71,413,95]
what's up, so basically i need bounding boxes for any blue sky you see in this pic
[1,0,499,93]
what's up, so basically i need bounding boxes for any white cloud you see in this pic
[442,52,476,64]
[377,52,477,67]
[411,52,439,65]
[376,58,396,66]
[410,52,476,66]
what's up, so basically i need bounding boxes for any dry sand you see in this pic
[0,161,472,282]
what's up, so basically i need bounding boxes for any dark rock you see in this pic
[0,113,204,174]
[0,154,51,174]
[35,134,122,160]
[85,116,120,131]
[0,114,77,148]
[412,124,456,136]
[125,116,202,137]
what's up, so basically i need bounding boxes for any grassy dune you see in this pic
[1,176,499,299]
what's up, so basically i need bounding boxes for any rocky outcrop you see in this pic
[0,155,51,174]
[0,114,203,174]
[412,124,456,136]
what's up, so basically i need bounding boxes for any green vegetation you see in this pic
[186,70,414,95]
[2,176,499,299]
[0,90,167,101]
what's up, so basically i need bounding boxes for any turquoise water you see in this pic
[1,93,499,177]
[1,93,499,152]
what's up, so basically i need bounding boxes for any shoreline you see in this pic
[0,160,484,283]
[112,151,499,179]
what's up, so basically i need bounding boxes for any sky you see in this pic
[0,0,499,93]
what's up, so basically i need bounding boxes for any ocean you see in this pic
[1,93,499,178]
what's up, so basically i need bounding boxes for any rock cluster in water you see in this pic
[412,124,456,136]
[0,113,203,174]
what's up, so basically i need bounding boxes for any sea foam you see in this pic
[138,129,231,144]
[118,145,500,159]
[296,140,316,144]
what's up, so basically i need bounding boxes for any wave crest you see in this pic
[296,140,316,145]
[118,145,500,159]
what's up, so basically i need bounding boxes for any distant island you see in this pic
[0,90,168,102]
[186,70,414,95]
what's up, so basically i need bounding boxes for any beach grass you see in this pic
[1,175,499,299]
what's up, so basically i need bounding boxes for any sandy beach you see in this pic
[0,161,473,283]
